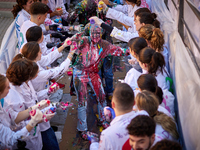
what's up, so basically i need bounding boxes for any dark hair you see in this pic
[137,74,163,104]
[26,26,42,42]
[139,24,164,52]
[151,139,182,150]
[0,74,7,93]
[128,37,147,55]
[30,2,49,15]
[126,0,141,6]
[139,47,165,76]
[21,42,40,61]
[127,115,155,137]
[12,0,28,18]
[134,8,151,17]
[30,62,39,79]
[113,83,134,111]
[6,59,33,86]
[137,12,160,28]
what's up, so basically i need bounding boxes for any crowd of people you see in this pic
[0,0,182,149]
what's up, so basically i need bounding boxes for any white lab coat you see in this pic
[90,110,149,150]
[124,68,169,91]
[38,48,62,68]
[20,20,51,53]
[107,5,139,30]
[110,27,139,42]
[31,57,71,92]
[47,0,69,20]
[20,81,51,132]
[0,102,29,150]
[15,9,31,48]
[3,83,43,150]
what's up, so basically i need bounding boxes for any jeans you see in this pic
[98,56,114,94]
[41,127,60,150]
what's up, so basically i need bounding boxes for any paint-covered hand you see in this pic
[28,109,43,127]
[128,58,137,65]
[43,109,55,122]
[32,100,50,110]
[73,24,84,32]
[63,37,73,47]
[89,16,104,26]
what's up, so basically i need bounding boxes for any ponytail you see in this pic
[139,47,165,76]
[12,0,28,18]
[137,74,163,104]
[137,12,160,29]
[136,91,179,140]
[139,24,164,52]
[154,111,179,139]
[155,86,163,104]
[21,42,40,61]
[126,0,141,6]
[149,52,165,76]
[151,13,160,28]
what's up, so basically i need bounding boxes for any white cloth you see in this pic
[20,20,51,55]
[158,105,173,118]
[15,9,30,48]
[47,0,69,20]
[20,81,51,132]
[31,57,71,92]
[90,110,149,150]
[124,68,169,91]
[160,89,175,117]
[106,6,139,31]
[110,27,139,42]
[3,83,43,150]
[162,46,169,71]
[38,48,62,68]
[155,124,175,141]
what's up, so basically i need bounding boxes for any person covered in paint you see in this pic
[70,24,129,139]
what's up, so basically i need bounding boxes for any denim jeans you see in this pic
[98,56,114,94]
[41,127,60,150]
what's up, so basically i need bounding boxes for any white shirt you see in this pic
[20,81,51,132]
[0,101,29,149]
[110,27,139,42]
[47,0,69,20]
[124,68,169,92]
[3,83,43,150]
[106,5,139,31]
[20,20,51,54]
[31,57,71,92]
[15,9,30,48]
[90,110,149,150]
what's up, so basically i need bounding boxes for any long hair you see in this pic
[136,90,179,139]
[139,24,164,52]
[12,0,28,18]
[139,47,165,76]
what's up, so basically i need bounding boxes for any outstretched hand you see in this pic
[89,16,104,26]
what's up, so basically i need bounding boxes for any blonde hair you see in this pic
[139,24,164,52]
[136,90,179,139]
